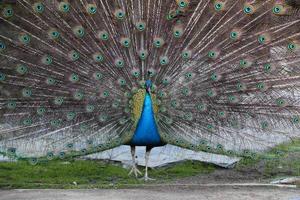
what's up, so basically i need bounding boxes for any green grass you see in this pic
[0,140,299,189]
[236,139,300,179]
[0,160,215,189]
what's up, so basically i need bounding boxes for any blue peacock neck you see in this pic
[129,88,163,147]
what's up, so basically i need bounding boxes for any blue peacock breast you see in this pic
[130,93,164,147]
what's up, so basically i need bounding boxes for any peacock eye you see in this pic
[276,98,285,107]
[272,5,283,14]
[46,152,54,160]
[42,55,53,65]
[131,70,140,78]
[98,30,109,40]
[236,82,246,91]
[93,72,103,80]
[58,151,65,158]
[0,73,6,81]
[22,88,32,97]
[261,121,268,129]
[33,2,45,13]
[182,87,190,96]
[3,7,14,18]
[114,9,125,20]
[263,63,271,72]
[181,50,191,60]
[162,77,170,85]
[159,56,169,65]
[292,116,300,124]
[136,21,146,31]
[208,50,217,59]
[37,107,46,115]
[8,147,16,154]
[258,35,266,44]
[230,31,237,39]
[120,37,131,47]
[166,10,176,20]
[16,65,28,75]
[138,50,148,60]
[288,43,297,51]
[48,29,60,40]
[174,31,180,37]
[240,59,252,68]
[86,4,97,15]
[7,101,16,109]
[69,73,79,83]
[171,100,178,108]
[207,124,213,130]
[93,53,104,62]
[257,82,265,90]
[19,33,31,45]
[228,95,236,102]
[0,41,6,51]
[115,58,124,68]
[153,38,165,48]
[210,73,218,81]
[207,89,216,97]
[46,77,56,85]
[28,157,38,165]
[54,97,64,105]
[243,5,253,14]
[118,78,126,86]
[173,26,183,38]
[185,72,192,79]
[74,91,84,100]
[103,90,110,97]
[196,103,207,112]
[102,34,108,39]
[58,2,70,12]
[218,111,225,117]
[177,0,188,9]
[73,26,85,38]
[86,104,95,112]
[66,143,73,149]
[23,118,33,126]
[214,3,222,11]
[68,50,80,61]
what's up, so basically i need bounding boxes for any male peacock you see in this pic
[1,0,300,180]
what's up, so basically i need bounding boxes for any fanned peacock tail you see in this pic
[1,0,300,164]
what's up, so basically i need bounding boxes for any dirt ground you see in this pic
[0,186,299,200]
[0,168,299,200]
[171,168,267,184]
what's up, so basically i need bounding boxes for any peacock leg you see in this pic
[142,147,156,181]
[128,145,142,177]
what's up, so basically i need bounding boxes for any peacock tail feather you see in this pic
[0,0,300,164]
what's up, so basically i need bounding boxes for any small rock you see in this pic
[271,177,300,184]
[61,162,71,165]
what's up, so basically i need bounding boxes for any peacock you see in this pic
[1,0,300,181]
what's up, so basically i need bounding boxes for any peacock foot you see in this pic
[140,175,156,181]
[128,165,142,178]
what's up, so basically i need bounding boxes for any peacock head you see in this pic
[145,80,152,93]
